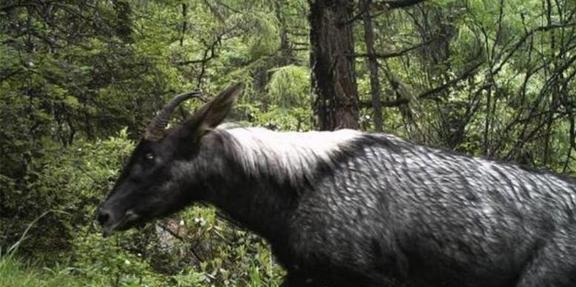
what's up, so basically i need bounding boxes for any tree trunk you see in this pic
[361,0,383,132]
[309,0,359,130]
[275,0,295,66]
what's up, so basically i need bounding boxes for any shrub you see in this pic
[2,128,283,286]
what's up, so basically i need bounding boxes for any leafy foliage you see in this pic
[1,0,575,286]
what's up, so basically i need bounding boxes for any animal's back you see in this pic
[282,132,576,287]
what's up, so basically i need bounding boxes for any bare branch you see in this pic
[352,38,435,59]
[418,60,484,100]
[493,22,576,75]
[0,68,22,82]
[359,60,484,108]
[372,0,427,11]
[0,3,37,12]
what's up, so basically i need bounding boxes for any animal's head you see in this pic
[96,84,243,236]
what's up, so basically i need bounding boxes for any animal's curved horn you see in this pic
[145,91,202,141]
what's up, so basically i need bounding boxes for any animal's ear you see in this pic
[185,83,243,133]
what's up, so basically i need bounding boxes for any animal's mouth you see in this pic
[101,210,141,237]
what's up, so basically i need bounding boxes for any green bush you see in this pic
[1,128,283,286]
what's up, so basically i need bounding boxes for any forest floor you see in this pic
[0,256,88,287]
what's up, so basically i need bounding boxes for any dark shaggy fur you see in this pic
[98,86,576,287]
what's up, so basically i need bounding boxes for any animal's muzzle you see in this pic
[96,208,113,227]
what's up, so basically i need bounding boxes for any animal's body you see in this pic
[97,84,576,287]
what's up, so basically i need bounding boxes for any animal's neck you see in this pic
[200,127,361,243]
[204,171,298,243]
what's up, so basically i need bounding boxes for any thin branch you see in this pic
[372,0,427,11]
[359,60,484,108]
[0,68,22,82]
[156,221,204,263]
[214,0,241,14]
[0,3,37,12]
[341,0,372,26]
[343,0,427,26]
[352,38,435,59]
[493,22,576,75]
[180,3,187,47]
[418,60,484,100]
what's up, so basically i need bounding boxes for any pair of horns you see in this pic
[145,83,243,141]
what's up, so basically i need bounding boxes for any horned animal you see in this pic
[97,84,576,287]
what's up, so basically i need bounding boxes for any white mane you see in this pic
[222,127,363,185]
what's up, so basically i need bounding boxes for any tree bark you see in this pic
[275,0,295,66]
[309,0,359,130]
[361,0,383,132]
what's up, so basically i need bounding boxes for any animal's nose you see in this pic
[97,209,112,226]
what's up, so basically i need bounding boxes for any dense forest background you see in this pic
[1,0,575,286]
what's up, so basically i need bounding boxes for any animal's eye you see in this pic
[144,152,155,161]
